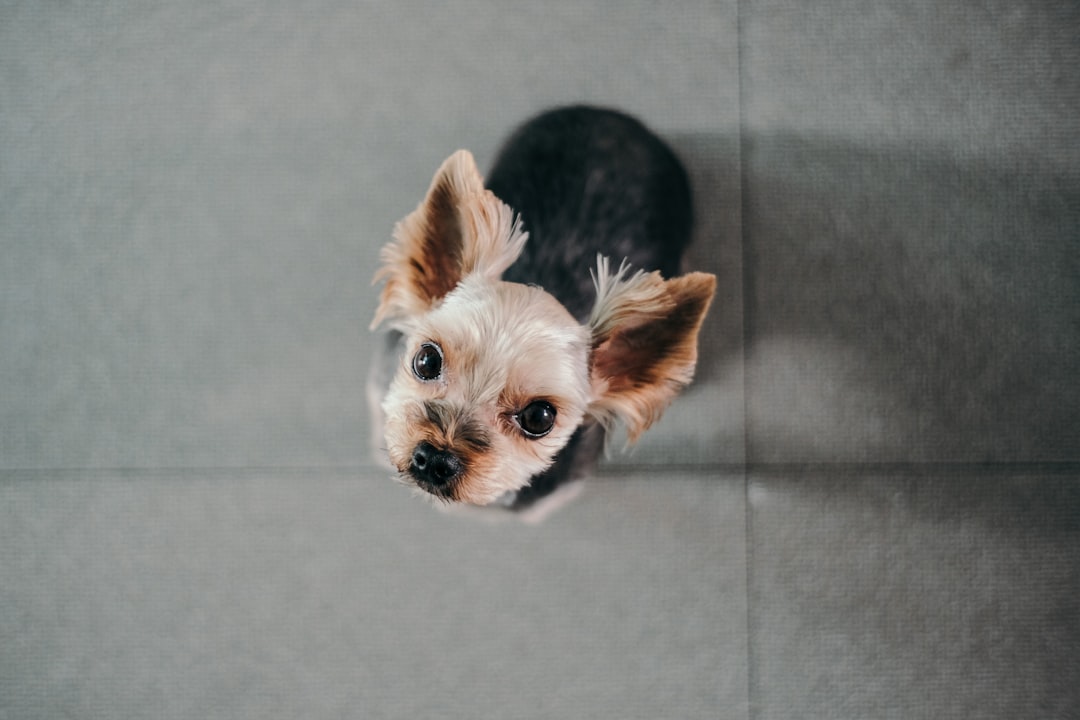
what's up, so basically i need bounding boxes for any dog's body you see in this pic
[369,106,715,515]
[488,107,693,321]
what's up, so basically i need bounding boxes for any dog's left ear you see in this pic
[371,150,528,329]
[586,259,717,442]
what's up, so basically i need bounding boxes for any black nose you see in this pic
[409,442,462,487]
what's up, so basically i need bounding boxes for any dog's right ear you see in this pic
[370,150,528,330]
[586,258,716,443]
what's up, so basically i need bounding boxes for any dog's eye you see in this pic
[411,342,443,381]
[517,401,556,438]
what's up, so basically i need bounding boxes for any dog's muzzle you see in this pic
[409,442,462,491]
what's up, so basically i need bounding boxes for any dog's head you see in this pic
[371,150,715,505]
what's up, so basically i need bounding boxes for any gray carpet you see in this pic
[2,2,1077,718]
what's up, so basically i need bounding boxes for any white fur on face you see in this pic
[380,277,592,505]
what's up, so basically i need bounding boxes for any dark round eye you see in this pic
[517,401,556,438]
[411,342,443,381]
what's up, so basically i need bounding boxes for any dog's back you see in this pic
[486,106,693,321]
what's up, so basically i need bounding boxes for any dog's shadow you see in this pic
[670,130,1078,462]
[669,133,743,388]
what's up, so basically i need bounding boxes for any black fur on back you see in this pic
[486,106,693,322]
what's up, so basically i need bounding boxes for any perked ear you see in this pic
[586,258,717,442]
[370,150,528,330]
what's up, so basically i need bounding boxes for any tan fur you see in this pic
[371,152,716,506]
[370,151,527,331]
[587,258,716,442]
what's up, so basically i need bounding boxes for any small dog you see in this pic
[368,106,716,514]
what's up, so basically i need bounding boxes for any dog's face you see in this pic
[381,277,592,504]
[371,151,715,506]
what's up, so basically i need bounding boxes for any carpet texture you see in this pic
[2,1,1077,718]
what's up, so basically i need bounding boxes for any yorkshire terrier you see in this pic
[368,106,716,516]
